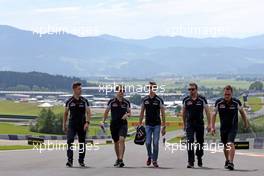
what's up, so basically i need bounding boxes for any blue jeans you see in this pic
[145,125,161,161]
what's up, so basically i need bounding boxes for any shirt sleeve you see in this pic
[182,99,186,108]
[65,99,70,109]
[141,98,145,108]
[160,98,165,108]
[84,98,90,109]
[106,100,112,110]
[127,101,131,111]
[237,99,243,110]
[214,101,219,114]
[203,97,208,108]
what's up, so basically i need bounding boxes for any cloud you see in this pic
[34,6,80,13]
[0,0,264,38]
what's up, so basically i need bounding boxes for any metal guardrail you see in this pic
[205,138,263,149]
[0,91,68,95]
[0,134,112,140]
[0,115,37,119]
[204,132,264,149]
[237,132,264,139]
[248,112,264,119]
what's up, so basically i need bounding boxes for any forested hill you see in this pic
[0,71,89,91]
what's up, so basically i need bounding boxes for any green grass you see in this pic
[99,116,182,140]
[251,116,264,125]
[0,100,182,135]
[167,136,183,143]
[0,145,33,150]
[0,122,108,136]
[90,79,255,90]
[0,100,64,116]
[129,116,183,132]
[0,122,56,135]
[197,79,251,89]
[247,96,262,112]
[88,125,110,136]
[247,116,264,133]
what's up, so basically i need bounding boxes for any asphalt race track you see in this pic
[0,139,263,176]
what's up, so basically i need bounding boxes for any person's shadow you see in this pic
[193,166,217,170]
[67,166,95,169]
[105,166,174,169]
[193,167,258,172]
[227,169,258,172]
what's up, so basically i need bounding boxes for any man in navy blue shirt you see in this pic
[182,83,211,168]
[102,85,131,167]
[139,81,166,168]
[63,82,91,167]
[211,85,248,170]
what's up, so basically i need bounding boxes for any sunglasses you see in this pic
[147,85,157,89]
[188,88,196,91]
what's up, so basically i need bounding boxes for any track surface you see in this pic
[0,139,263,176]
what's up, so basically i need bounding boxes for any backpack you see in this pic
[134,125,146,145]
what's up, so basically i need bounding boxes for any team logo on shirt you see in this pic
[144,101,150,105]
[153,101,159,105]
[112,103,118,107]
[229,106,236,109]
[70,103,76,107]
[187,101,192,105]
[121,105,127,109]
[79,103,84,107]
[219,104,225,109]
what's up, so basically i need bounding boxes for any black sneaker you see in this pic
[114,159,120,167]
[187,162,194,168]
[224,160,229,169]
[152,161,159,168]
[197,158,203,167]
[227,162,234,170]
[79,162,86,167]
[66,161,73,167]
[119,160,125,168]
[146,157,152,166]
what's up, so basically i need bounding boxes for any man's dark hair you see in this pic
[72,82,82,89]
[189,82,198,89]
[149,81,157,86]
[115,84,125,91]
[224,85,233,93]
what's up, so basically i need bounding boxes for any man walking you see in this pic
[63,82,91,167]
[211,85,249,170]
[102,85,131,167]
[139,81,166,168]
[182,83,211,168]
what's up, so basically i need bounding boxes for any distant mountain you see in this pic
[100,34,264,49]
[0,25,264,77]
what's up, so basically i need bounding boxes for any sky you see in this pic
[0,0,264,39]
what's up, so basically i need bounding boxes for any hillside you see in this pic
[1,25,264,77]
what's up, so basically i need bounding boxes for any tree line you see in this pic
[0,71,92,91]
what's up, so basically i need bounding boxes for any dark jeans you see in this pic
[186,124,204,163]
[67,126,86,163]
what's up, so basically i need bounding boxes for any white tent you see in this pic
[38,102,54,108]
